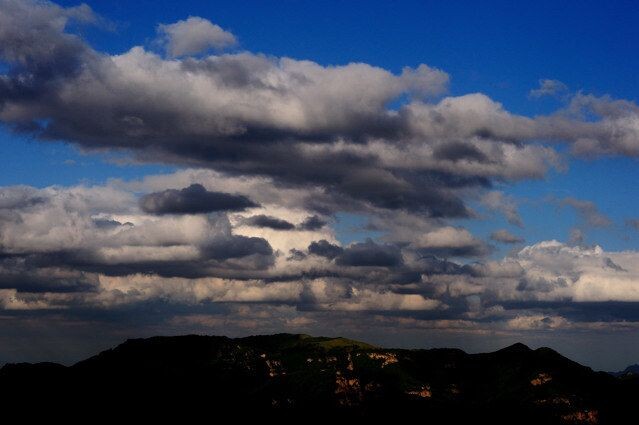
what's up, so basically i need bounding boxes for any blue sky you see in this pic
[3,0,639,369]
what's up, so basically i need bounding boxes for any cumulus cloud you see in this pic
[3,174,639,340]
[140,184,259,215]
[0,181,275,281]
[455,241,639,305]
[157,16,237,57]
[0,0,585,220]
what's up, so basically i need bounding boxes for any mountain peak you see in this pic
[498,342,532,353]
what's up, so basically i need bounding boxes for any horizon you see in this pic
[0,332,620,373]
[1,331,624,373]
[2,0,639,372]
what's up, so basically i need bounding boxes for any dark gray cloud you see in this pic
[241,214,295,230]
[415,244,491,258]
[308,240,344,260]
[335,239,403,267]
[286,249,307,261]
[433,141,489,162]
[140,184,259,215]
[298,215,327,231]
[604,257,627,273]
[0,255,98,293]
[201,235,273,261]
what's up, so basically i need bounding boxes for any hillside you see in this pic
[1,334,637,423]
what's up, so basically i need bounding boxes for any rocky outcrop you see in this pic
[367,352,399,367]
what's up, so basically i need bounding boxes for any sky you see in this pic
[1,0,639,370]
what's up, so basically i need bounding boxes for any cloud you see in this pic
[3,3,639,171]
[240,214,295,230]
[481,191,523,227]
[411,227,491,257]
[490,229,524,244]
[201,234,273,260]
[93,218,133,229]
[4,176,639,339]
[568,227,585,246]
[157,17,237,57]
[0,1,568,219]
[140,184,259,215]
[287,249,307,261]
[335,239,403,267]
[0,185,46,209]
[466,240,639,304]
[432,141,489,162]
[506,315,569,330]
[308,240,343,259]
[560,197,612,227]
[0,182,276,281]
[626,218,639,230]
[298,215,327,231]
[529,79,568,98]
[314,289,441,312]
[561,93,639,157]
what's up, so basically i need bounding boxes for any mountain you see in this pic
[1,334,637,423]
[611,364,639,378]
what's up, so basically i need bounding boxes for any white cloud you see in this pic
[157,16,237,57]
[468,241,639,303]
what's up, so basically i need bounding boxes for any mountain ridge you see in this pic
[1,333,636,423]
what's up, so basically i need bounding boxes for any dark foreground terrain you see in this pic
[1,334,637,423]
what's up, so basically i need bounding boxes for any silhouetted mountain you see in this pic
[1,334,637,423]
[610,363,639,378]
